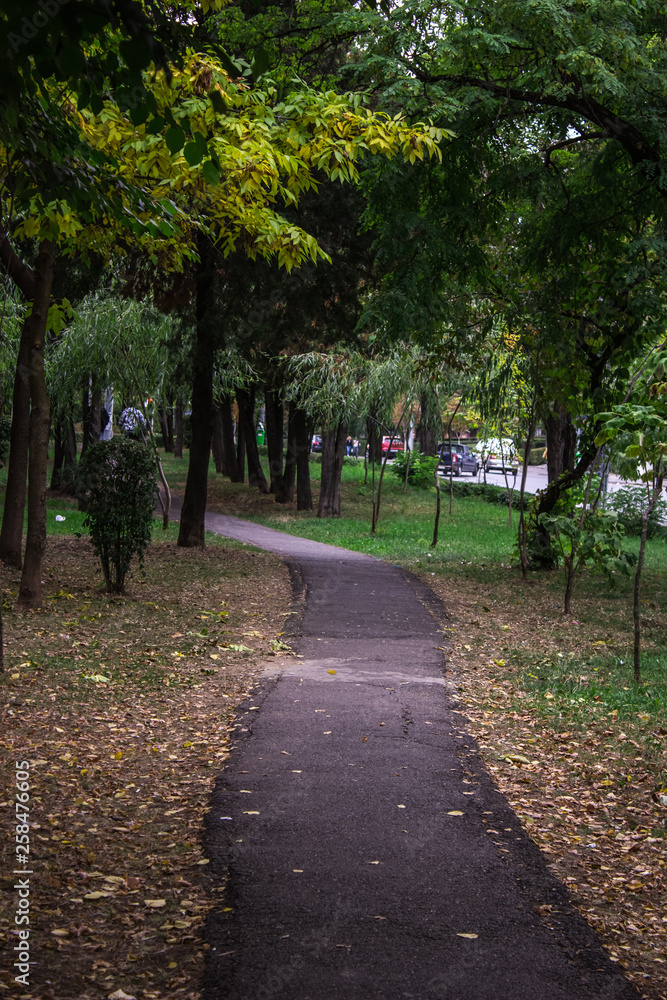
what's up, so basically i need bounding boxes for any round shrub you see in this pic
[77,436,158,593]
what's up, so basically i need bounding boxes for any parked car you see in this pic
[437,443,479,476]
[381,436,405,458]
[311,434,323,453]
[473,438,520,475]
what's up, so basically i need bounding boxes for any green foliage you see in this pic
[390,451,438,488]
[539,506,635,585]
[77,437,157,594]
[605,485,667,539]
[538,473,636,613]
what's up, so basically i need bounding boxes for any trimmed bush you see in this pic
[77,436,158,593]
[391,452,439,488]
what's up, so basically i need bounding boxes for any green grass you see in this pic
[512,648,667,723]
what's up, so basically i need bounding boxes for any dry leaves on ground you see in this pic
[426,569,667,1000]
[0,535,293,1000]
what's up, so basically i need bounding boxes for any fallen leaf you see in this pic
[144,899,166,908]
[457,933,479,940]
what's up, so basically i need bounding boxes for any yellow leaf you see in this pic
[113,751,123,760]
[457,933,479,940]
[447,810,464,816]
[144,899,167,908]
[327,669,336,675]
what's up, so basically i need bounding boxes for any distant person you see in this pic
[346,436,352,456]
[119,407,147,441]
[352,438,359,457]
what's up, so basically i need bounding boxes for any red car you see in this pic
[381,436,405,458]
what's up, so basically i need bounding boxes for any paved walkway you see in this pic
[196,511,637,1000]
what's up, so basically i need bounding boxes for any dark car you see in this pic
[437,443,479,476]
[311,434,323,453]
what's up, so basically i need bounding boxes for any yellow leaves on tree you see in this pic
[12,50,447,273]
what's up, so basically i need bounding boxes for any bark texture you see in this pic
[219,395,242,481]
[174,403,184,459]
[237,387,269,493]
[0,324,31,567]
[545,406,577,484]
[294,407,312,511]
[317,423,346,517]
[19,240,55,607]
[264,387,285,496]
[178,234,216,547]
[211,401,225,474]
[50,416,77,492]
[277,401,297,505]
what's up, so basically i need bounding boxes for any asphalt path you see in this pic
[197,510,638,1000]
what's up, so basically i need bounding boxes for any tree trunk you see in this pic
[0,321,31,567]
[416,392,438,455]
[294,406,312,510]
[632,478,664,683]
[237,386,269,493]
[278,401,297,504]
[50,416,67,490]
[174,403,184,459]
[158,405,174,453]
[236,411,246,483]
[81,385,102,454]
[178,233,216,548]
[431,465,442,547]
[563,558,576,616]
[366,414,381,464]
[518,421,536,579]
[545,406,577,484]
[317,423,346,517]
[265,387,285,496]
[219,395,242,481]
[211,401,225,474]
[19,240,55,607]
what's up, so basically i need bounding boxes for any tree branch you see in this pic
[410,67,660,167]
[0,231,36,299]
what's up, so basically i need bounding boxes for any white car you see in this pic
[473,438,520,475]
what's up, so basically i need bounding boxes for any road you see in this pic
[447,463,631,496]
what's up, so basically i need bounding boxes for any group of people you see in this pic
[345,436,360,457]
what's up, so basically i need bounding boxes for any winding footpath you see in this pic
[193,511,638,1000]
